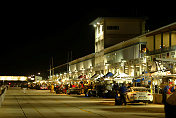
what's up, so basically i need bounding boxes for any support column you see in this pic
[134,65,136,76]
[153,35,156,51]
[139,64,142,75]
[161,32,163,49]
[169,31,172,48]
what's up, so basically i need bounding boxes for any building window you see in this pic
[107,26,119,30]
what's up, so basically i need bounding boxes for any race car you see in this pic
[67,88,81,95]
[40,85,48,90]
[126,87,153,103]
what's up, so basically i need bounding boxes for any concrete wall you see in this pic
[83,59,93,70]
[76,62,84,71]
[70,64,76,72]
[104,18,145,48]
[70,59,93,73]
[104,44,140,64]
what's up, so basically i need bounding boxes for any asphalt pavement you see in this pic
[0,87,165,118]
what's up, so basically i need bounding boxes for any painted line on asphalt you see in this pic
[79,108,93,114]
[19,94,47,118]
[25,96,48,118]
[63,102,108,118]
[15,95,28,118]
[78,107,108,118]
[27,95,63,117]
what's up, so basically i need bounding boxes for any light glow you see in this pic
[0,76,27,81]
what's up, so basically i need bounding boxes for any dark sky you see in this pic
[0,6,176,77]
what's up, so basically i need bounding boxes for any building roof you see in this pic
[89,17,103,25]
[104,22,176,54]
[89,17,147,25]
[146,22,176,37]
[69,53,94,65]
[55,21,176,68]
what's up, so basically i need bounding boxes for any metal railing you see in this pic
[0,86,7,107]
[147,45,176,55]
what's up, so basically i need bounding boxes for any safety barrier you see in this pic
[0,86,7,107]
[153,94,170,104]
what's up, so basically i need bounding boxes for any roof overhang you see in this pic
[89,17,103,25]
[146,22,176,37]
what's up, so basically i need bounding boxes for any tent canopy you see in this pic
[114,73,129,78]
[104,72,113,78]
[95,74,104,80]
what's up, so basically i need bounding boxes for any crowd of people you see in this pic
[50,80,132,106]
[26,78,176,109]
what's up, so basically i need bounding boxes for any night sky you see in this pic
[0,6,175,78]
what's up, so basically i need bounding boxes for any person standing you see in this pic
[50,84,54,93]
[119,83,127,105]
[114,83,120,105]
[65,84,69,94]
[162,82,171,105]
[170,84,176,93]
[84,82,88,96]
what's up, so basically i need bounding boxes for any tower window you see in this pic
[107,26,119,30]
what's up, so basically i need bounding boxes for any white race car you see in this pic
[126,87,153,103]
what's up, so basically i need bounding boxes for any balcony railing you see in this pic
[147,45,176,55]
